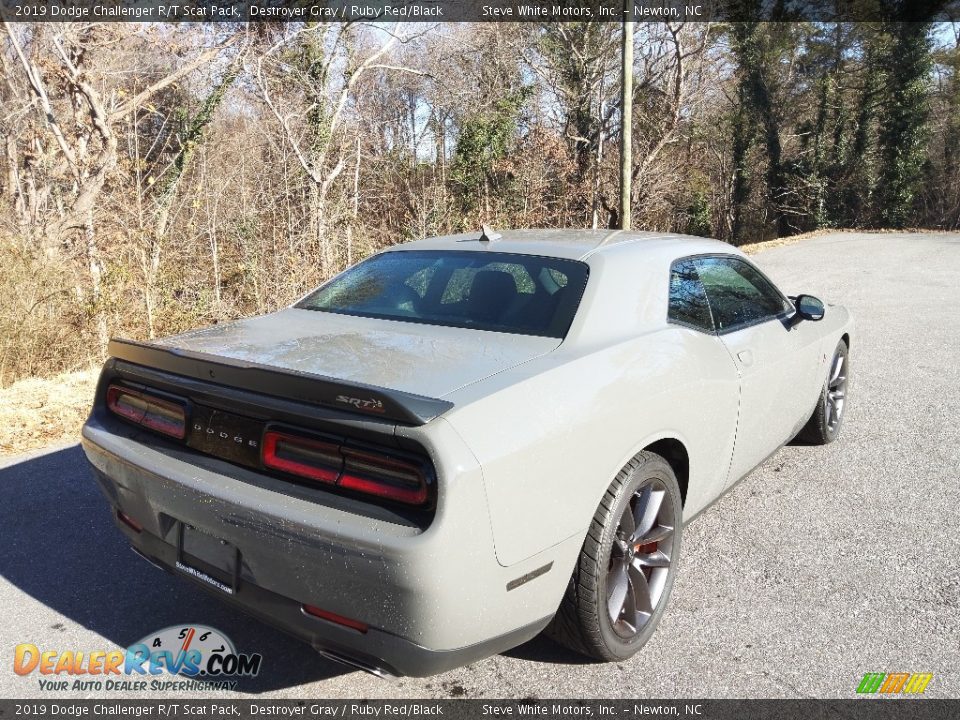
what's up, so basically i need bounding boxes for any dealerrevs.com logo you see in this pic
[14,625,262,692]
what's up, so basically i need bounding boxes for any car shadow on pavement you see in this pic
[0,444,350,693]
[502,635,597,666]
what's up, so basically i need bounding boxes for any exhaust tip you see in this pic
[130,546,168,573]
[316,649,397,680]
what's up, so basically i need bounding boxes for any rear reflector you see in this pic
[106,384,187,440]
[339,448,429,506]
[262,430,341,484]
[302,604,369,633]
[117,509,142,533]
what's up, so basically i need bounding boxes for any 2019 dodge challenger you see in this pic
[82,229,852,677]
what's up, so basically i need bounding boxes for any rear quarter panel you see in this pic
[442,328,740,567]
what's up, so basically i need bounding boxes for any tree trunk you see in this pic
[84,209,108,355]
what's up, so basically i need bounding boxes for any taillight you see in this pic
[339,448,429,506]
[261,427,430,506]
[106,384,187,440]
[262,430,341,484]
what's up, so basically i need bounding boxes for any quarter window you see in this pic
[668,259,714,332]
[694,256,792,331]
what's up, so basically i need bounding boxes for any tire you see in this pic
[546,451,683,662]
[798,339,849,445]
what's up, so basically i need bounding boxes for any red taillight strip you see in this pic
[106,384,187,440]
[302,604,369,633]
[338,472,428,505]
[262,430,341,484]
[260,428,431,506]
[340,448,429,505]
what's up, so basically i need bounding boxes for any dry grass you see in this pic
[739,228,836,255]
[739,226,955,254]
[0,369,98,457]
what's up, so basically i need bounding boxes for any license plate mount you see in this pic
[176,523,239,595]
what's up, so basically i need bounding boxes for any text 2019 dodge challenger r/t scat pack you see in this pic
[82,229,852,677]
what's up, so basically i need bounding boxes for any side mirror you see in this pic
[794,294,825,322]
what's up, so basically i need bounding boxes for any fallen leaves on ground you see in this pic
[0,369,98,456]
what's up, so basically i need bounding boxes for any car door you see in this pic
[693,255,819,488]
[666,258,741,511]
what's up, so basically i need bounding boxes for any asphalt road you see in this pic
[2,231,958,700]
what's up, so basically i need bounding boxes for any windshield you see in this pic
[297,250,589,338]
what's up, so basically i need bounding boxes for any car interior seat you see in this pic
[465,270,519,323]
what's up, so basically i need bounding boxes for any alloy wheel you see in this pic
[826,348,848,432]
[606,478,678,638]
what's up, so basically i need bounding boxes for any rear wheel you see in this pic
[798,339,849,445]
[547,452,682,661]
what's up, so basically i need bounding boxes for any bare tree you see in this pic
[1,21,239,347]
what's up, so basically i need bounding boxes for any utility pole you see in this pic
[620,13,634,230]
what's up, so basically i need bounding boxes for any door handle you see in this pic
[737,349,754,367]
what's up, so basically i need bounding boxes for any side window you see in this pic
[694,256,791,331]
[668,259,714,332]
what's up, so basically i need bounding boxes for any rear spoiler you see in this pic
[107,338,453,427]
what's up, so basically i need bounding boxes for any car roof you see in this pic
[391,228,738,262]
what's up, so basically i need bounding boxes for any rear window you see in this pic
[297,250,589,338]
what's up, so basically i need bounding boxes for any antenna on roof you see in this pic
[479,224,502,243]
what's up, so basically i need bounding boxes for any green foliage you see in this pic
[450,89,531,212]
[537,23,616,178]
[875,22,934,228]
[728,81,756,242]
[684,191,713,238]
[287,23,334,157]
[726,17,937,237]
[156,63,240,203]
[728,20,799,238]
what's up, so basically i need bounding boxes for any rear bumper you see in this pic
[111,512,547,678]
[81,416,570,676]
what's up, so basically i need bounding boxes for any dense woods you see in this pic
[1,18,957,386]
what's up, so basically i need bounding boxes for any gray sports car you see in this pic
[82,229,852,677]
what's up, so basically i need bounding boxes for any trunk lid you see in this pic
[151,308,560,399]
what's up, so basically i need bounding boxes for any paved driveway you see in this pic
[2,232,958,699]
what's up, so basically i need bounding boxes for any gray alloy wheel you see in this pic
[606,478,678,638]
[798,339,849,445]
[546,452,682,661]
[825,345,848,433]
